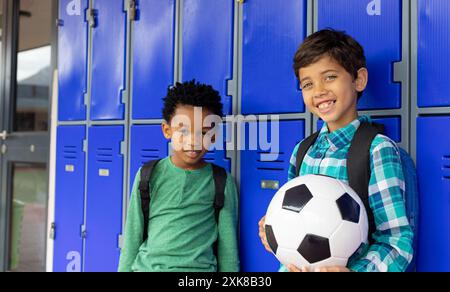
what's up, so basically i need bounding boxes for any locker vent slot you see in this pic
[63,146,78,160]
[256,151,285,171]
[443,156,450,180]
[204,150,215,162]
[96,148,113,163]
[257,167,284,171]
[140,149,160,160]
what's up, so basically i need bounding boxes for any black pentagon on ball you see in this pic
[282,184,313,213]
[265,225,278,254]
[298,234,331,264]
[336,193,360,223]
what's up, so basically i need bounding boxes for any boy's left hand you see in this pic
[287,264,350,272]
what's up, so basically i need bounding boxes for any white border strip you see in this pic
[46,69,58,272]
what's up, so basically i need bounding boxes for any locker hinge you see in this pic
[127,0,138,21]
[81,225,87,239]
[83,93,89,106]
[227,79,236,97]
[56,19,64,27]
[49,223,56,240]
[86,8,98,28]
[121,90,128,104]
[83,140,88,153]
[393,60,407,84]
[118,234,124,249]
[120,141,126,156]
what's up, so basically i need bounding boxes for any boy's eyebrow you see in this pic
[299,76,312,83]
[320,69,339,75]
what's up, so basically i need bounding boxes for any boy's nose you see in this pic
[313,83,328,99]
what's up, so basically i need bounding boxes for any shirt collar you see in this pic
[318,115,371,149]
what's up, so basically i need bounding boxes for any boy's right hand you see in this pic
[258,216,272,253]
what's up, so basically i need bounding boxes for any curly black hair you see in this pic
[162,80,224,122]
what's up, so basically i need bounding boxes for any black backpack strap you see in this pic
[347,122,384,243]
[295,131,320,176]
[211,164,227,269]
[139,159,161,242]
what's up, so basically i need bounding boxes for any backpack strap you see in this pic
[347,122,384,243]
[139,159,161,242]
[295,131,320,176]
[211,164,227,265]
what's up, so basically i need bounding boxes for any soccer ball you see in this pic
[264,174,368,270]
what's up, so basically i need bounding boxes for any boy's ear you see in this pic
[162,122,172,139]
[355,67,368,93]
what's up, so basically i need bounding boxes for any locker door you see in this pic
[417,117,450,272]
[418,0,450,107]
[129,125,169,192]
[53,126,86,272]
[90,0,126,120]
[318,0,402,110]
[132,0,175,119]
[317,117,401,143]
[84,126,124,271]
[58,0,88,121]
[182,0,234,115]
[240,120,305,271]
[372,117,401,143]
[241,0,307,115]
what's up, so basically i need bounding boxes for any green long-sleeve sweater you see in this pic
[118,157,240,272]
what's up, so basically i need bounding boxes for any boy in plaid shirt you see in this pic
[258,29,413,272]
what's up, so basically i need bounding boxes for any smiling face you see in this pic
[162,105,216,170]
[299,55,368,132]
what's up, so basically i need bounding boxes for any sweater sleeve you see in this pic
[217,174,240,272]
[118,170,145,272]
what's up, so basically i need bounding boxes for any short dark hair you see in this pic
[162,80,224,122]
[293,29,367,98]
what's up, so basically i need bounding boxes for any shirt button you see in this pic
[315,152,323,159]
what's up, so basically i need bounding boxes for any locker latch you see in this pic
[236,0,245,4]
[87,9,98,28]
[81,225,87,239]
[49,223,56,240]
[128,0,137,21]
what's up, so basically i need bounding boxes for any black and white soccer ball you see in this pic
[265,174,368,270]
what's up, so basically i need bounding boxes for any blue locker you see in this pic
[58,0,88,121]
[132,0,175,119]
[317,116,401,143]
[130,125,169,192]
[240,120,305,271]
[241,0,307,115]
[91,0,127,120]
[417,116,450,272]
[84,126,124,272]
[182,0,234,115]
[54,126,86,272]
[318,0,402,110]
[418,0,450,107]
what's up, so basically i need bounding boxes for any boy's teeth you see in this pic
[318,101,334,109]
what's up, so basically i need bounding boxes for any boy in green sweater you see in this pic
[118,80,240,272]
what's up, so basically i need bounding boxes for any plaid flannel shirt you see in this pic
[280,115,413,272]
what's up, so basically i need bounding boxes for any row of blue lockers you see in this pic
[58,0,450,122]
[53,116,450,271]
